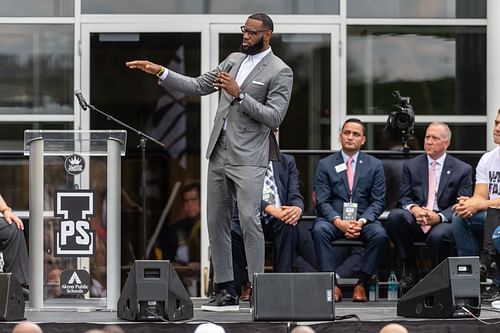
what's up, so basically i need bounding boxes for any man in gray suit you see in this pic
[126,13,293,311]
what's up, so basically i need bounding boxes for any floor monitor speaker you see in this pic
[117,260,193,321]
[253,272,335,321]
[397,256,480,318]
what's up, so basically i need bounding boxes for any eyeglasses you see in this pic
[240,26,269,36]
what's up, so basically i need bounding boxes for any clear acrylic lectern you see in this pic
[24,130,127,310]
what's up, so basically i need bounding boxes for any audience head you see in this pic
[424,122,451,160]
[194,323,225,333]
[46,268,63,298]
[340,118,366,155]
[378,323,408,333]
[102,325,125,333]
[182,182,201,219]
[12,321,43,333]
[291,325,316,333]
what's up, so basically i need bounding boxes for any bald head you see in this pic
[12,321,43,333]
[291,326,316,333]
[379,323,408,333]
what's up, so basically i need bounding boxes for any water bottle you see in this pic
[369,285,377,301]
[368,275,379,301]
[387,271,399,301]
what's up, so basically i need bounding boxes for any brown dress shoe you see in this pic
[334,286,342,302]
[352,284,367,302]
[239,282,252,302]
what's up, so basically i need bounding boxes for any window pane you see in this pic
[0,153,28,210]
[82,0,338,15]
[0,122,72,151]
[0,25,74,114]
[0,122,73,210]
[347,26,486,116]
[347,0,485,18]
[364,123,486,151]
[219,33,331,150]
[0,0,73,17]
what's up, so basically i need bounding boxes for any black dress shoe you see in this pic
[400,272,418,289]
[201,289,239,312]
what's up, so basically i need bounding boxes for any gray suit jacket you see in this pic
[161,51,293,167]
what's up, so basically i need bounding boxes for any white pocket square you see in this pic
[252,80,265,86]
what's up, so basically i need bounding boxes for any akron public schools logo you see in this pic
[60,270,90,295]
[64,154,85,175]
[54,191,96,257]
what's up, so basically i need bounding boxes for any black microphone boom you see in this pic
[74,90,88,111]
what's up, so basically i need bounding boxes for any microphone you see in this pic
[214,60,236,90]
[224,60,236,73]
[74,90,88,111]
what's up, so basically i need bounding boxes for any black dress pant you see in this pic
[0,217,29,285]
[387,208,454,269]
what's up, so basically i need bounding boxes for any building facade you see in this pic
[0,0,496,298]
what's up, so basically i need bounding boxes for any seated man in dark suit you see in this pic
[387,122,472,289]
[231,152,304,301]
[312,118,388,302]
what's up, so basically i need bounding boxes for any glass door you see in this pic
[79,22,207,304]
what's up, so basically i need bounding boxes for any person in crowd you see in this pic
[387,122,472,289]
[0,195,29,290]
[127,12,293,311]
[194,323,225,333]
[164,182,201,296]
[378,323,408,333]
[164,183,201,264]
[291,326,316,333]
[312,118,388,302]
[46,268,63,298]
[11,321,43,333]
[453,110,500,302]
[231,150,304,301]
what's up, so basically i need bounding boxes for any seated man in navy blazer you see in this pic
[231,151,304,301]
[386,122,472,289]
[312,118,388,302]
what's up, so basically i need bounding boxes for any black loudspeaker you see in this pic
[253,272,335,321]
[117,260,193,321]
[397,256,480,318]
[0,273,25,321]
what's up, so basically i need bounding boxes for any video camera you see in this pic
[387,90,415,152]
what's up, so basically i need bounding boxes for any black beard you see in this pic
[240,36,264,55]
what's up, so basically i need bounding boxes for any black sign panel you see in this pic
[54,190,96,257]
[60,269,90,295]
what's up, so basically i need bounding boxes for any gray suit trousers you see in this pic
[208,132,266,284]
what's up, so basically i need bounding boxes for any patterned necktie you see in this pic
[346,156,354,192]
[422,160,437,234]
[264,165,277,206]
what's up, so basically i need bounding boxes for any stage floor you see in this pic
[0,298,495,333]
[18,298,499,322]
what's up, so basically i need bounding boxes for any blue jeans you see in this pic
[452,211,486,256]
[493,226,500,252]
[453,211,500,286]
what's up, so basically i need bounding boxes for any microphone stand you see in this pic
[86,102,165,260]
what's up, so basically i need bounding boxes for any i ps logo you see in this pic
[54,191,96,257]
